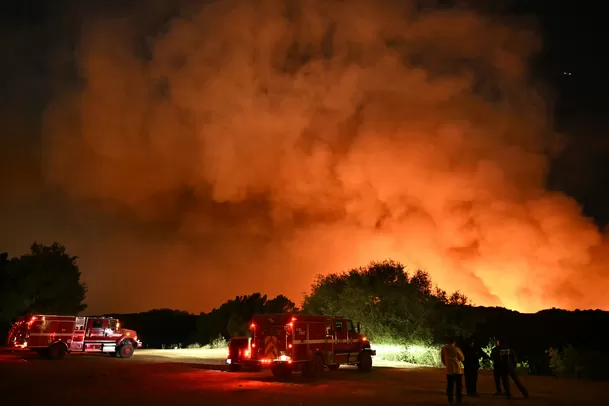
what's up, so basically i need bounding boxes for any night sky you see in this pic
[1,0,607,314]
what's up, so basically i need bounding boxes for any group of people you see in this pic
[440,337,529,405]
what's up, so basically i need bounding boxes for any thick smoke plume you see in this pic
[34,0,608,313]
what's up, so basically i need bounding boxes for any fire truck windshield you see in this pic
[347,320,356,333]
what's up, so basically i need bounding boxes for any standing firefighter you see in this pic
[491,338,529,400]
[441,338,465,405]
[462,338,482,397]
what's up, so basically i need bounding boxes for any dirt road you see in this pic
[1,349,607,405]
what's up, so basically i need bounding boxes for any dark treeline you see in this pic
[107,303,609,355]
[106,302,609,379]
[2,244,608,379]
[104,309,198,349]
[103,293,298,349]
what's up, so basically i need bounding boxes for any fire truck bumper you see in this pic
[368,349,377,356]
[136,340,143,348]
[226,358,261,367]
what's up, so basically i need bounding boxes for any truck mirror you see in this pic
[356,322,361,333]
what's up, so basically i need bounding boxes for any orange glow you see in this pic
[21,0,607,316]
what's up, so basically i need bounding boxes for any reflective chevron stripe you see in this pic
[263,336,279,359]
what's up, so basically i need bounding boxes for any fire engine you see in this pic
[6,314,142,360]
[226,314,376,379]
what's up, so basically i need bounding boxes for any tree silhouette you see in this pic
[0,242,88,336]
[195,293,298,344]
[302,260,470,344]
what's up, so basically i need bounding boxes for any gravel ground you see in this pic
[1,348,607,406]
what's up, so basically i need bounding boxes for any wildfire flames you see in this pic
[13,0,605,313]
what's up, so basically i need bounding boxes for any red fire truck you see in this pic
[226,314,376,379]
[6,314,142,360]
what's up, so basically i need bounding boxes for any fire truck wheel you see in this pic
[117,342,135,358]
[48,343,67,360]
[357,351,373,372]
[327,364,340,371]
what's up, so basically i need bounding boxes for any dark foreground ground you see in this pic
[1,349,608,406]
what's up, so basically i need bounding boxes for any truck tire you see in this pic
[357,351,373,372]
[302,354,324,379]
[48,343,67,360]
[117,342,134,359]
[271,364,292,379]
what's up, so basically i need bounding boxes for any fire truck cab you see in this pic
[226,314,376,379]
[6,314,142,360]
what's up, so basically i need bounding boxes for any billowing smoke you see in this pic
[32,0,608,313]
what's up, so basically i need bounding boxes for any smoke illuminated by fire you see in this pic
[5,0,608,313]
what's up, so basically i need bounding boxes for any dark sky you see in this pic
[1,0,608,314]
